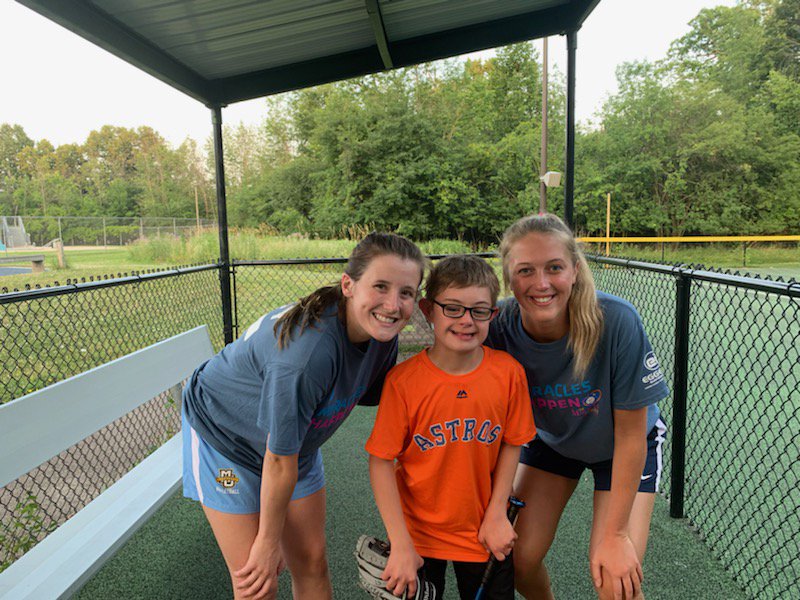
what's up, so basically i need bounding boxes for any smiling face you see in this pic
[341,254,421,344]
[506,232,578,342]
[421,284,495,366]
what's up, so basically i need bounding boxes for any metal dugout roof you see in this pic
[17,0,600,106]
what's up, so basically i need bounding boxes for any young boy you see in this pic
[365,255,536,599]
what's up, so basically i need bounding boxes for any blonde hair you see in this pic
[274,232,426,348]
[499,213,603,378]
[425,255,500,304]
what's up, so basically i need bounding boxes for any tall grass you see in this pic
[126,232,475,263]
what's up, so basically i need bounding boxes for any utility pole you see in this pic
[539,37,548,214]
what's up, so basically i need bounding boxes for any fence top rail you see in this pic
[582,235,800,243]
[0,263,221,304]
[588,254,800,297]
[233,252,498,268]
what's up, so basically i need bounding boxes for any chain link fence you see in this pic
[586,256,799,600]
[0,265,224,568]
[1,254,797,598]
[2,216,217,248]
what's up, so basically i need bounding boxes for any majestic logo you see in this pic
[643,351,660,371]
[456,390,468,399]
[216,468,240,489]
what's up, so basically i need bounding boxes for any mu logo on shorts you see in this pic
[215,468,240,489]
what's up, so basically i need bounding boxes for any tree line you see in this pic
[1,0,797,244]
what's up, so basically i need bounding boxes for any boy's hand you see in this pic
[478,507,517,561]
[382,541,423,597]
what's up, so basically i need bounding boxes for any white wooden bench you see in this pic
[0,326,214,599]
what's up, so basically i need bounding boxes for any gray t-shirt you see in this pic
[486,292,668,462]
[183,304,398,475]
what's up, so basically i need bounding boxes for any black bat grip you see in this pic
[476,497,526,594]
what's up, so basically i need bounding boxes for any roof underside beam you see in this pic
[214,0,599,105]
[17,0,214,105]
[365,0,393,69]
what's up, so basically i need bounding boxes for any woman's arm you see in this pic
[478,442,522,559]
[590,406,648,600]
[234,448,299,599]
[369,455,423,598]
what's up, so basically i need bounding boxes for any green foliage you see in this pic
[576,0,800,236]
[0,493,55,571]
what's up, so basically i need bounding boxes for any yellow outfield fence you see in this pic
[578,234,799,265]
[580,235,800,243]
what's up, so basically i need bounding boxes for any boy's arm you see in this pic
[369,454,424,598]
[478,442,522,560]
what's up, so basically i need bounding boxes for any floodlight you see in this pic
[540,171,562,188]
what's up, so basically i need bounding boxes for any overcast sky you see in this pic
[1,0,737,148]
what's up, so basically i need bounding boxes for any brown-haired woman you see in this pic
[487,213,669,600]
[181,232,426,599]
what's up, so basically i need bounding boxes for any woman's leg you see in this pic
[513,464,579,600]
[589,491,656,600]
[201,506,264,599]
[281,487,333,599]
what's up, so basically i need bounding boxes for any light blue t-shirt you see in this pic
[183,304,398,475]
[486,292,669,463]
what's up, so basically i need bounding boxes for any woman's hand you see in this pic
[478,506,517,561]
[233,536,285,600]
[381,541,423,598]
[590,532,643,600]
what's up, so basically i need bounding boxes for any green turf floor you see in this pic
[76,408,747,599]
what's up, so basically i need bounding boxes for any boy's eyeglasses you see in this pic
[432,300,498,321]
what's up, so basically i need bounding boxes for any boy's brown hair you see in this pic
[424,255,500,304]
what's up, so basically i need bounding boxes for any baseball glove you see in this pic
[355,535,436,600]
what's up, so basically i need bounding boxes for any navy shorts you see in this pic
[520,418,667,493]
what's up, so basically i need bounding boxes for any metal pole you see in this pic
[539,37,548,214]
[670,274,691,518]
[605,193,611,256]
[195,186,201,235]
[212,105,235,345]
[103,217,107,248]
[564,30,577,230]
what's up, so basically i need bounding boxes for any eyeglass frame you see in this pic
[430,299,499,321]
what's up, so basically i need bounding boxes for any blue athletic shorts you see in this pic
[181,413,325,513]
[520,418,667,493]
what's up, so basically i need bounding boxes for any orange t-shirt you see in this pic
[365,346,536,561]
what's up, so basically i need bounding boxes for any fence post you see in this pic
[212,105,235,345]
[103,218,107,248]
[670,272,691,518]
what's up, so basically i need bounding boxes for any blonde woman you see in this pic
[487,213,668,600]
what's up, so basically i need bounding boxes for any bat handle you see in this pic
[475,497,526,600]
